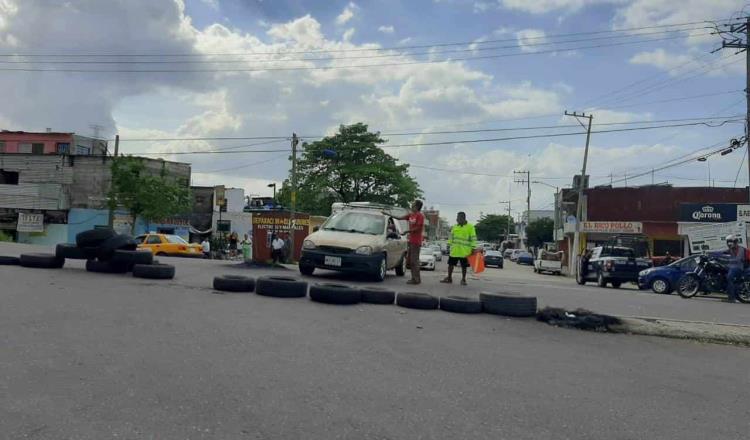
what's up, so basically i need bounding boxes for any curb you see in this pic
[610,316,750,346]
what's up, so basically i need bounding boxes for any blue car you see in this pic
[638,256,699,294]
[516,251,534,265]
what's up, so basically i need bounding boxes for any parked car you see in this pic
[516,251,534,265]
[429,245,443,262]
[419,247,437,271]
[503,249,515,259]
[299,204,408,281]
[510,249,522,261]
[638,255,700,294]
[484,250,504,268]
[578,237,652,288]
[534,249,563,275]
[135,233,203,257]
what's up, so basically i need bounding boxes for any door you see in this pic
[146,234,164,253]
[385,217,403,268]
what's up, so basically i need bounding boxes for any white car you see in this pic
[429,245,443,262]
[419,247,437,271]
[510,249,522,261]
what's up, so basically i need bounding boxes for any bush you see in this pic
[0,230,13,242]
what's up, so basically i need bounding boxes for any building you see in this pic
[0,153,191,244]
[555,184,750,270]
[0,130,108,156]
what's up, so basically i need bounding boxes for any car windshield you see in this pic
[608,247,635,258]
[420,248,433,255]
[486,251,501,257]
[165,235,188,244]
[322,211,385,235]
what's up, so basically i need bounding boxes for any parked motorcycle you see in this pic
[676,254,750,303]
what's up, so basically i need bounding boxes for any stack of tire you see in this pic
[58,228,175,279]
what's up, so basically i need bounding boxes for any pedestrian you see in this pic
[662,251,674,266]
[201,237,211,259]
[271,233,285,265]
[283,233,292,263]
[228,232,239,259]
[579,249,592,280]
[441,212,477,286]
[723,234,749,303]
[388,200,425,285]
[241,233,252,261]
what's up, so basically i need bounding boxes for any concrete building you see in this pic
[0,153,191,244]
[0,131,108,156]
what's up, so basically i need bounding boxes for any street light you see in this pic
[267,183,277,203]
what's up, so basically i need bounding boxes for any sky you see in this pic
[0,0,749,224]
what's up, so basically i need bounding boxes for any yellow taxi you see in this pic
[135,233,204,257]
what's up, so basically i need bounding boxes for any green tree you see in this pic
[278,123,421,216]
[475,214,515,242]
[108,156,191,233]
[525,217,554,248]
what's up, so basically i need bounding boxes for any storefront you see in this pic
[677,203,750,254]
[251,212,310,263]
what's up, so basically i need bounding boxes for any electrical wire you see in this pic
[192,155,287,173]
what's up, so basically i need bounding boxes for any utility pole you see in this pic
[289,133,299,262]
[564,111,593,279]
[719,16,750,201]
[498,200,511,241]
[107,135,120,228]
[513,170,531,247]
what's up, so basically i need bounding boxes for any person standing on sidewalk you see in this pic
[201,237,211,259]
[724,234,749,303]
[389,200,425,285]
[441,212,477,286]
[271,234,285,265]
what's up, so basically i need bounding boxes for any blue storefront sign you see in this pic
[679,203,739,222]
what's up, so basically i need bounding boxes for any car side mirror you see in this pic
[387,232,400,240]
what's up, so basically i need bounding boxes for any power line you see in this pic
[2,19,734,58]
[192,155,287,173]
[0,32,712,74]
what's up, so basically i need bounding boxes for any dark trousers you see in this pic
[727,267,741,301]
[408,243,421,282]
[272,249,283,264]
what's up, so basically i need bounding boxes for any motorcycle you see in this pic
[676,254,750,303]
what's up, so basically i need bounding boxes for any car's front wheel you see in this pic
[650,277,671,294]
[299,263,315,276]
[372,254,387,282]
[395,255,406,276]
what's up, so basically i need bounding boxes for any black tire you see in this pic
[256,276,308,298]
[596,272,607,288]
[677,273,701,298]
[19,253,65,269]
[395,255,406,277]
[372,254,387,282]
[213,275,256,292]
[86,259,129,274]
[133,263,175,280]
[611,281,622,288]
[737,281,750,303]
[111,249,154,267]
[98,234,137,260]
[75,228,115,248]
[360,287,396,304]
[55,243,90,260]
[396,292,439,310]
[299,264,315,276]
[479,292,537,317]
[439,295,483,314]
[309,283,361,305]
[0,255,20,265]
[650,277,671,294]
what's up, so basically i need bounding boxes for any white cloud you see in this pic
[335,2,357,25]
[201,0,219,10]
[398,37,413,45]
[500,0,622,15]
[515,29,547,53]
[629,49,693,72]
[378,25,395,34]
[342,27,355,41]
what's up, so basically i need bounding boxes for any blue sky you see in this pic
[0,0,747,221]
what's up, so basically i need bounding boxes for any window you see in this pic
[322,212,385,235]
[146,235,163,244]
[18,143,32,153]
[0,141,5,153]
[31,143,44,154]
[165,235,188,244]
[75,145,91,155]
[134,235,145,244]
[0,170,19,185]
[57,143,70,154]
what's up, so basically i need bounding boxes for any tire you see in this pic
[86,259,129,274]
[533,267,538,273]
[299,264,315,276]
[737,281,750,304]
[439,295,483,314]
[479,292,537,317]
[19,253,65,269]
[133,263,175,280]
[0,255,20,265]
[75,228,115,248]
[111,249,154,267]
[395,255,406,277]
[396,292,439,310]
[156,252,167,257]
[360,287,396,304]
[213,275,255,292]
[372,254,387,282]
[677,274,701,298]
[309,283,361,305]
[55,243,90,260]
[611,281,622,289]
[650,277,671,295]
[256,276,308,298]
[98,234,137,260]
[596,272,607,288]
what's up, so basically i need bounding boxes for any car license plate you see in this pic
[324,256,342,267]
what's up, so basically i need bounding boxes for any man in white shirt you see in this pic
[271,234,285,265]
[201,238,211,259]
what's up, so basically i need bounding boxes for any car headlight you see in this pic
[303,240,317,249]
[355,246,373,255]
[639,269,651,276]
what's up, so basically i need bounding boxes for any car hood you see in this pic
[419,254,435,262]
[306,230,384,250]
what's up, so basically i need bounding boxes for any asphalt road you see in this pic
[1,243,750,439]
